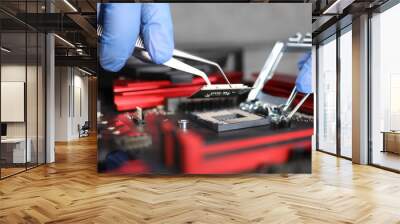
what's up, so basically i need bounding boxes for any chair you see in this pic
[79,121,90,138]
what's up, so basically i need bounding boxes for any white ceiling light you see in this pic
[54,34,75,48]
[323,0,355,15]
[1,47,11,53]
[63,0,78,12]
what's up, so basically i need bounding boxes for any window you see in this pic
[0,1,47,179]
[370,3,400,171]
[317,37,337,154]
[339,29,352,158]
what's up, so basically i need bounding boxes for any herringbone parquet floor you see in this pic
[1,135,400,224]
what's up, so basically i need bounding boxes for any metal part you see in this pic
[239,100,272,116]
[134,38,232,85]
[134,47,211,86]
[242,33,312,126]
[268,88,311,126]
[247,42,285,101]
[172,49,232,87]
[191,109,270,132]
[125,108,146,125]
[178,119,189,130]
[136,107,144,123]
[135,38,213,86]
[190,84,251,99]
[97,24,103,37]
[282,87,298,112]
[247,33,311,103]
[286,93,310,120]
[133,38,250,99]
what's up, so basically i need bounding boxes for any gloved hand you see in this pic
[98,3,174,72]
[295,51,312,94]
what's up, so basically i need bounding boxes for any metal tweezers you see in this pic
[98,24,231,87]
[99,24,242,94]
[134,38,232,87]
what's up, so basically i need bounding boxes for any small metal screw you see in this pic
[178,120,188,130]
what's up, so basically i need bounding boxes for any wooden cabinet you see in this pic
[382,131,400,154]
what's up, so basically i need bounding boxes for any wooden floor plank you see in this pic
[0,135,400,223]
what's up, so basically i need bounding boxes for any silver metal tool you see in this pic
[98,25,213,85]
[247,42,285,102]
[247,33,312,102]
[269,87,311,126]
[241,33,312,125]
[134,38,212,86]
[282,87,298,112]
[134,38,251,99]
[190,84,251,98]
[171,49,232,86]
[177,119,189,130]
[99,23,249,98]
[285,92,310,120]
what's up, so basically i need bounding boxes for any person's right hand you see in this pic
[295,52,312,94]
[98,3,174,72]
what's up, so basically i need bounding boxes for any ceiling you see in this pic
[311,0,390,43]
[3,0,389,72]
[0,0,97,71]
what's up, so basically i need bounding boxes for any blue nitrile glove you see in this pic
[295,51,312,94]
[98,3,174,72]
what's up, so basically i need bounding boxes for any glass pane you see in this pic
[371,4,400,171]
[0,1,46,178]
[38,32,45,165]
[27,31,38,169]
[317,37,337,154]
[26,0,39,169]
[339,30,352,158]
[1,30,27,177]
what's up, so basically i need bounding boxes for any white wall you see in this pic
[1,65,26,140]
[1,63,46,164]
[54,67,89,141]
[72,73,89,138]
[171,4,310,48]
[0,65,36,138]
[170,3,311,79]
[243,45,303,81]
[55,66,69,141]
